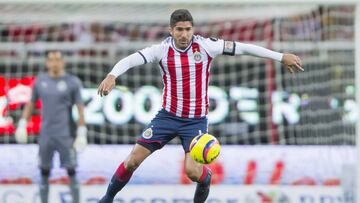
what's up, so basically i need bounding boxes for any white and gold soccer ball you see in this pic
[189,133,220,164]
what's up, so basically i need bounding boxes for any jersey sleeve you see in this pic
[109,43,166,77]
[138,43,166,64]
[199,37,225,58]
[30,78,39,103]
[72,77,84,105]
[199,36,238,58]
[235,42,283,62]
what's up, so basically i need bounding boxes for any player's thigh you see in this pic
[137,109,179,152]
[55,137,77,168]
[179,118,208,153]
[38,136,56,169]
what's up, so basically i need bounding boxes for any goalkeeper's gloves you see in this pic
[74,125,88,152]
[15,119,28,144]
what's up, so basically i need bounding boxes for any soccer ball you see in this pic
[189,133,220,164]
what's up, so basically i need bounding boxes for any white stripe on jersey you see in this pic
[174,51,183,117]
[188,47,196,118]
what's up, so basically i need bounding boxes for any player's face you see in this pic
[170,21,194,50]
[45,51,65,73]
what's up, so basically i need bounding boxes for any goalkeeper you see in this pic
[15,50,87,203]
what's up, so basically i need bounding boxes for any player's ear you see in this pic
[169,26,173,36]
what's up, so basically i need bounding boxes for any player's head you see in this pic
[45,50,65,74]
[169,9,194,50]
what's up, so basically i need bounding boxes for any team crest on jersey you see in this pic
[142,127,153,139]
[193,50,202,63]
[57,80,67,92]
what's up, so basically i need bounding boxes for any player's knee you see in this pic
[124,159,141,172]
[124,150,149,171]
[67,168,76,177]
[124,154,146,172]
[40,168,50,177]
[185,168,199,182]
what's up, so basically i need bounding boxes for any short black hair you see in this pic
[170,9,193,27]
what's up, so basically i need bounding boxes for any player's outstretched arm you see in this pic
[234,42,304,73]
[98,52,148,97]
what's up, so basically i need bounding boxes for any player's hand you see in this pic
[281,53,304,74]
[98,74,116,97]
[74,125,88,152]
[15,119,28,144]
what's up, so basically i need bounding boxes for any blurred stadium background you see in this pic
[0,0,359,202]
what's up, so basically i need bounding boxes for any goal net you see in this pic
[0,2,356,146]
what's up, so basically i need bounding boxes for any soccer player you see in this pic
[97,9,303,203]
[15,50,88,203]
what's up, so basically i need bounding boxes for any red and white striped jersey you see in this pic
[139,35,229,118]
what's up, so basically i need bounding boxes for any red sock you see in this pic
[198,166,210,182]
[114,162,133,181]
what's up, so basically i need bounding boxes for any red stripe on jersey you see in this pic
[192,43,203,118]
[205,53,212,115]
[180,52,190,117]
[159,61,167,109]
[167,47,177,114]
